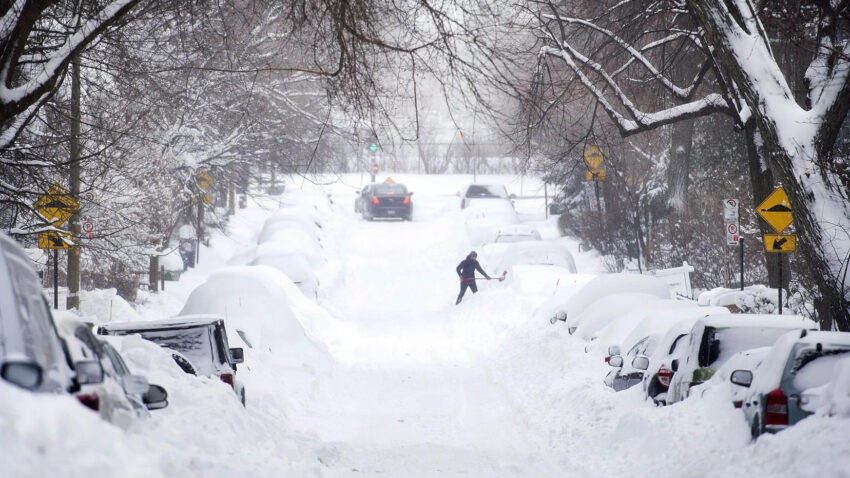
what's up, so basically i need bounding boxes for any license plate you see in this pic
[387,210,396,215]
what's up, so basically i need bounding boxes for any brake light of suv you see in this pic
[77,393,100,411]
[371,196,380,205]
[764,388,789,426]
[657,365,673,387]
[403,196,410,205]
[220,373,235,389]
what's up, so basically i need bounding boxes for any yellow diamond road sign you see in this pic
[763,234,796,253]
[583,144,604,171]
[197,168,214,191]
[37,231,72,250]
[33,183,79,227]
[756,186,793,233]
[585,170,606,181]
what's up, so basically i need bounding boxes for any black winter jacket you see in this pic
[456,255,489,280]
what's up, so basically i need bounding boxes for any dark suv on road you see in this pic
[355,181,413,220]
[99,315,246,405]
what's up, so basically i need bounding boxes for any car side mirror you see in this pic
[608,355,624,368]
[455,191,460,197]
[408,191,414,196]
[729,370,753,388]
[671,359,680,372]
[607,345,621,357]
[509,193,517,199]
[1,361,43,390]
[143,384,169,410]
[230,347,244,364]
[75,360,104,385]
[355,190,360,194]
[123,374,150,395]
[632,356,650,371]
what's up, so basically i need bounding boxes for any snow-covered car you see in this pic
[604,305,731,391]
[99,315,246,406]
[735,330,850,438]
[463,200,521,246]
[254,232,323,268]
[634,317,707,405]
[493,224,541,243]
[546,273,671,329]
[99,337,169,413]
[250,251,319,300]
[575,297,697,342]
[57,318,152,429]
[458,183,512,210]
[356,182,413,220]
[690,346,771,408]
[664,314,817,405]
[0,233,77,393]
[258,215,322,244]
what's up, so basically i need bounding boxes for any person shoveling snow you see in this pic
[455,251,504,304]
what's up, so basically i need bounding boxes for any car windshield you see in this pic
[373,183,407,195]
[465,185,507,198]
[792,348,850,390]
[130,326,217,376]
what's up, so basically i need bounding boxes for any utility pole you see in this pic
[67,53,82,310]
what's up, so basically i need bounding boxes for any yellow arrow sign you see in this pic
[585,170,607,181]
[33,183,79,227]
[583,144,604,171]
[763,234,796,253]
[756,187,793,233]
[38,231,73,250]
[197,168,214,191]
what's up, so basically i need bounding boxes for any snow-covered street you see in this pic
[3,174,850,478]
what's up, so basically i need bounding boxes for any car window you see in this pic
[710,327,803,368]
[669,334,688,355]
[465,185,507,198]
[101,342,130,376]
[792,348,850,390]
[373,183,407,195]
[131,326,216,376]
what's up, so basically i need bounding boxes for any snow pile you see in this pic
[698,285,807,315]
[77,288,141,323]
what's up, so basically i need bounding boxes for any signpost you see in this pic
[33,183,80,309]
[371,161,378,183]
[756,186,796,314]
[583,144,606,253]
[723,199,743,290]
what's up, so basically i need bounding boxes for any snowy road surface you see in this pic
[3,174,849,478]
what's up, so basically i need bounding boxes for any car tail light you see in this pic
[371,196,380,205]
[764,388,789,426]
[461,198,466,209]
[604,356,610,363]
[220,373,235,389]
[733,400,743,409]
[77,393,100,411]
[403,196,410,205]
[657,365,673,387]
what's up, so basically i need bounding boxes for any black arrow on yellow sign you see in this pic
[763,233,796,253]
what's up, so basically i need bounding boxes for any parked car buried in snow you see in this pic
[735,330,850,438]
[0,233,77,393]
[663,314,817,405]
[57,318,164,429]
[457,183,512,210]
[99,315,245,406]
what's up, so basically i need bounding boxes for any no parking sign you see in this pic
[723,199,739,245]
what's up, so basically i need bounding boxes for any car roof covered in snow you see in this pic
[99,314,225,332]
[698,314,816,330]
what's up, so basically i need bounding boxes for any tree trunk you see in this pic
[67,54,82,311]
[667,119,695,215]
[689,0,850,330]
[744,121,790,289]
